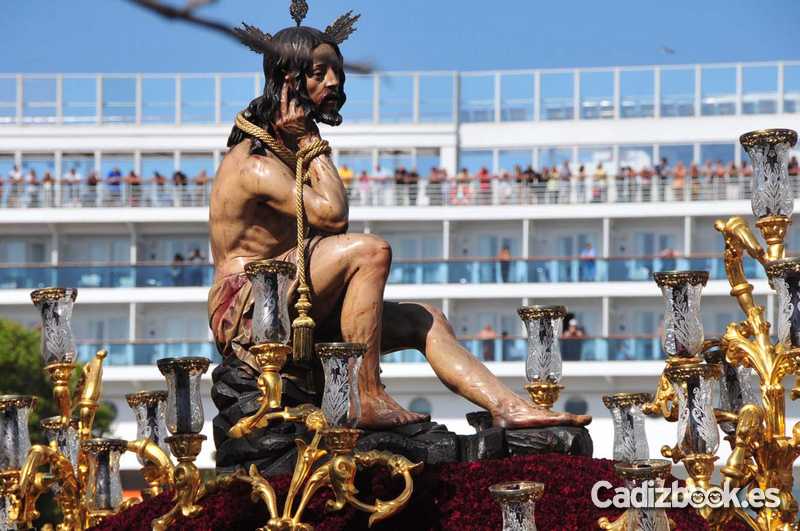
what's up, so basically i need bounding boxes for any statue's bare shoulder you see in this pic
[217,139,292,202]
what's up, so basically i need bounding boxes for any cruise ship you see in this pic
[1,60,799,487]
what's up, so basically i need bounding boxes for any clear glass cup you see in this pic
[126,391,170,464]
[40,416,79,470]
[517,306,566,384]
[316,343,365,428]
[666,364,721,455]
[488,481,544,531]
[766,257,800,348]
[740,128,797,219]
[616,460,672,531]
[653,271,708,359]
[157,357,210,435]
[80,438,127,511]
[0,395,36,470]
[602,393,651,462]
[704,345,759,436]
[30,288,78,365]
[244,260,296,345]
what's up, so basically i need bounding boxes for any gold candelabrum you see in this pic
[0,288,177,531]
[625,128,800,530]
[228,260,421,531]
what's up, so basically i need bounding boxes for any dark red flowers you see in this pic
[91,454,746,530]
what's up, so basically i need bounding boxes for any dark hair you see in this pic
[227,26,347,150]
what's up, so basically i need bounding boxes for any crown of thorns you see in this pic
[233,0,359,55]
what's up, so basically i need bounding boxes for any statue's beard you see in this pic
[315,108,343,127]
[308,99,343,127]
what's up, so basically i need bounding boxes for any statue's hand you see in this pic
[274,76,314,139]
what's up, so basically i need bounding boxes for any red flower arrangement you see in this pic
[92,454,748,530]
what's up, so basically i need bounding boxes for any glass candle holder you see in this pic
[31,288,78,365]
[704,346,759,436]
[244,260,296,345]
[316,343,365,428]
[40,416,80,470]
[766,257,800,348]
[80,438,126,512]
[615,460,672,531]
[517,306,566,384]
[602,393,651,463]
[157,357,210,435]
[653,271,708,359]
[740,128,797,219]
[0,396,36,470]
[666,364,721,456]
[126,391,170,464]
[488,481,544,531]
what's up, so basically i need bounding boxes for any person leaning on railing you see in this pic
[124,170,142,207]
[193,170,210,207]
[42,171,55,208]
[427,166,445,206]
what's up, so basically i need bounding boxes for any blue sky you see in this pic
[2,0,799,73]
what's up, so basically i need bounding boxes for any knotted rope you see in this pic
[236,112,331,363]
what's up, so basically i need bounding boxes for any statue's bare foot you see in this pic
[358,387,430,429]
[492,396,591,429]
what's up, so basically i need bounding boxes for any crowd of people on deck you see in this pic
[0,165,212,207]
[3,155,798,207]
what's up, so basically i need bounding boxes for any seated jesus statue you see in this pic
[208,24,590,430]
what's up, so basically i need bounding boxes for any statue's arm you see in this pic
[242,144,348,234]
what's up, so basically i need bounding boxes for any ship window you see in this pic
[564,396,588,416]
[409,397,432,416]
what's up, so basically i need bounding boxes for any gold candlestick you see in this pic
[152,433,206,531]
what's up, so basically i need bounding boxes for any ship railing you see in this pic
[0,254,765,290]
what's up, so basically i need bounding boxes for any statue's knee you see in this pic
[355,234,392,272]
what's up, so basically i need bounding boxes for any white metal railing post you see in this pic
[694,64,702,116]
[734,142,742,168]
[735,63,743,115]
[135,74,143,125]
[494,72,501,122]
[56,75,63,124]
[54,151,62,206]
[175,75,182,125]
[372,73,380,123]
[15,74,23,124]
[573,69,581,120]
[684,216,692,254]
[412,73,420,123]
[653,66,661,119]
[778,61,785,114]
[533,70,541,121]
[214,74,222,125]
[96,75,103,124]
[453,72,460,125]
[613,68,620,120]
[522,219,530,258]
[253,73,260,98]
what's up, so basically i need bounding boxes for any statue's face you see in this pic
[305,43,342,118]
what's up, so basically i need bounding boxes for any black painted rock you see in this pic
[357,421,460,464]
[212,356,316,475]
[505,426,593,457]
[458,427,507,462]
